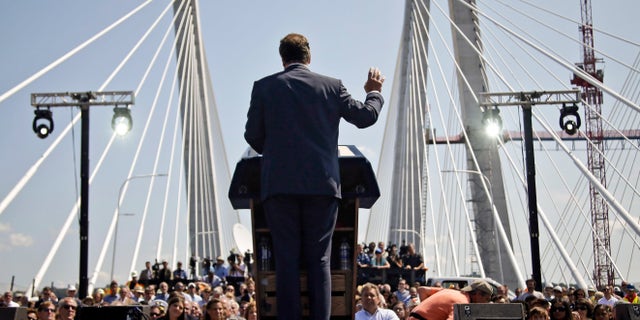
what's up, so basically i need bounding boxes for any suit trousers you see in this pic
[263,195,339,320]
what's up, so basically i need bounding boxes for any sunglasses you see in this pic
[552,307,567,312]
[150,312,162,317]
[61,304,77,310]
[574,305,588,311]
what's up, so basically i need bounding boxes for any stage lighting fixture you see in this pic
[559,103,581,135]
[32,107,54,139]
[482,107,502,138]
[112,106,132,136]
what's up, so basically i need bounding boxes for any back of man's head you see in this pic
[279,33,311,65]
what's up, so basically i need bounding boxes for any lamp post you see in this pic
[479,90,580,290]
[30,91,134,298]
[111,173,168,282]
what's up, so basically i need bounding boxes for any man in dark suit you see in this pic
[244,33,385,320]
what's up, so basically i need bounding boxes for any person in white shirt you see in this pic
[2,291,19,307]
[597,286,618,306]
[356,283,399,320]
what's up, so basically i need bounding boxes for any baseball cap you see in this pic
[460,280,493,295]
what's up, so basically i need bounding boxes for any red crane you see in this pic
[570,0,614,289]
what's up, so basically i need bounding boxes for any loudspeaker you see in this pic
[77,305,150,320]
[0,307,27,320]
[454,303,525,320]
[616,304,640,320]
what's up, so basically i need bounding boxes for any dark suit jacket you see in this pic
[244,64,384,200]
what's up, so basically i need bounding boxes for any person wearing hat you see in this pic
[186,283,203,305]
[370,248,390,268]
[553,286,564,300]
[150,301,166,319]
[127,271,140,291]
[64,284,82,307]
[623,284,639,304]
[92,288,105,306]
[409,279,493,320]
[213,256,228,282]
[587,285,597,304]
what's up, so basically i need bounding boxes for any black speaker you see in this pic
[0,307,27,320]
[77,305,150,320]
[454,303,525,320]
[616,304,640,320]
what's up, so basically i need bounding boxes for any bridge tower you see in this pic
[171,0,239,263]
[367,0,519,289]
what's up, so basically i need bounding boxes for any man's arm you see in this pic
[340,67,386,128]
[244,82,265,154]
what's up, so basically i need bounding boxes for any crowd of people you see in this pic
[1,243,638,320]
[352,276,640,320]
[0,251,257,320]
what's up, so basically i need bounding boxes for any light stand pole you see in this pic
[479,90,580,291]
[31,91,134,298]
[111,173,167,282]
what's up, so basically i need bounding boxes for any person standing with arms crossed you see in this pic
[244,33,385,319]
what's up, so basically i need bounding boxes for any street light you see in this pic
[479,90,581,290]
[30,91,134,299]
[111,173,168,282]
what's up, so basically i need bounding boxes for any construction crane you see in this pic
[570,0,614,289]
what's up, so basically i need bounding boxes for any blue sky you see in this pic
[0,0,638,292]
[0,0,404,292]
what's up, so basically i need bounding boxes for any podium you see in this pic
[229,145,380,319]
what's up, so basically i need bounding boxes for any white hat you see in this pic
[131,271,138,278]
[67,284,77,291]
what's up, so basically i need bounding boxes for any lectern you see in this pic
[229,145,380,319]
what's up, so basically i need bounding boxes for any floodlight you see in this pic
[32,107,54,139]
[482,107,502,138]
[112,106,132,136]
[559,103,581,135]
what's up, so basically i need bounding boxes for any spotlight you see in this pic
[32,107,54,139]
[112,106,132,136]
[482,107,502,138]
[559,103,581,135]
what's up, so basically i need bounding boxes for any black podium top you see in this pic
[228,145,380,209]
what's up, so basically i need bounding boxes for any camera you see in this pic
[202,257,211,270]
[152,259,160,272]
